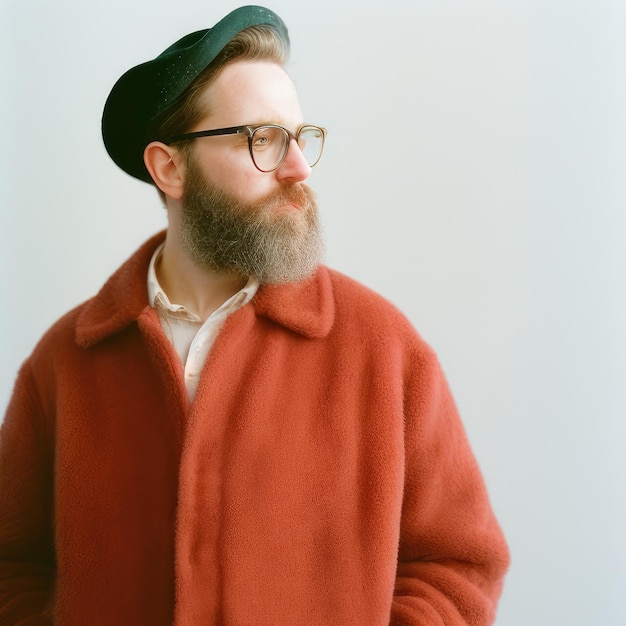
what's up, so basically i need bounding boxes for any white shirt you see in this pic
[147,244,259,401]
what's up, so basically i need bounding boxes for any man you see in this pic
[0,6,509,624]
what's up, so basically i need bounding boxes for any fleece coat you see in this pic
[0,232,509,625]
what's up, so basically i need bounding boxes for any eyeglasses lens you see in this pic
[298,126,324,168]
[251,126,324,171]
[251,127,289,172]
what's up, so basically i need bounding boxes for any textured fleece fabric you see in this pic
[0,232,509,625]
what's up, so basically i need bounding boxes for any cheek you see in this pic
[192,145,275,200]
[219,166,275,202]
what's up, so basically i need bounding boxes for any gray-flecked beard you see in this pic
[180,156,324,285]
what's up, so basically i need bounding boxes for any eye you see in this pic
[252,130,273,150]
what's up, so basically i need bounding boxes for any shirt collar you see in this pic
[147,242,259,322]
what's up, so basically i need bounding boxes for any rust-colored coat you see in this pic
[0,233,509,624]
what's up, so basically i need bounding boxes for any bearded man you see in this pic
[0,6,509,625]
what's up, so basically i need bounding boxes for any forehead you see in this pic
[195,60,303,128]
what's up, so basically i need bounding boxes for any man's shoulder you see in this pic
[323,266,431,348]
[27,232,165,370]
[318,266,441,374]
[18,301,90,388]
[326,267,413,327]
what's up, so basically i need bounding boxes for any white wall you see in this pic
[2,1,625,624]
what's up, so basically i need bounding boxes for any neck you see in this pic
[157,230,248,321]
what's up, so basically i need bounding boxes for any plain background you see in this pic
[2,0,625,624]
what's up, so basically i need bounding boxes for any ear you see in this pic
[143,141,186,200]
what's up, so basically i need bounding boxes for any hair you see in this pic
[147,24,289,187]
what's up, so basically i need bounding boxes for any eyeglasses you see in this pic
[164,124,327,173]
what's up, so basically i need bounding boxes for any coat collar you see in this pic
[251,266,334,340]
[75,231,335,348]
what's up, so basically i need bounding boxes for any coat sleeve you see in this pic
[390,343,510,625]
[0,360,55,624]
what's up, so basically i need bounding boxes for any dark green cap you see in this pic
[102,5,289,183]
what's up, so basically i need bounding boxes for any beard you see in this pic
[180,156,324,285]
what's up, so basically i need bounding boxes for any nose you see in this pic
[275,138,311,183]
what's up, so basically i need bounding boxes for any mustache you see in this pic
[256,184,317,212]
